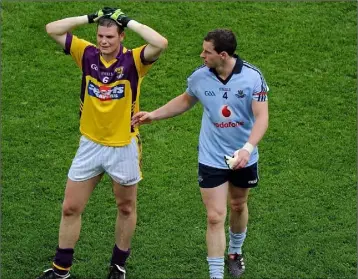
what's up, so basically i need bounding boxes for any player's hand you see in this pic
[131,111,154,126]
[224,155,237,170]
[88,7,116,23]
[110,8,132,27]
[232,149,250,169]
[224,149,250,170]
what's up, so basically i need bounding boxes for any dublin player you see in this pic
[132,29,269,279]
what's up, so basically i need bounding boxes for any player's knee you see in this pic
[207,209,226,225]
[230,198,247,213]
[117,200,136,217]
[62,201,83,216]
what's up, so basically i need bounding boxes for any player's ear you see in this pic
[119,31,125,41]
[219,51,229,60]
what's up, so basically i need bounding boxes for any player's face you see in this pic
[200,41,222,68]
[97,25,124,56]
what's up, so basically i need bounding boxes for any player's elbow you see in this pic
[262,116,269,132]
[45,22,61,37]
[255,109,269,129]
[254,114,269,133]
[158,37,168,50]
[259,114,269,128]
[45,23,53,35]
[45,23,60,38]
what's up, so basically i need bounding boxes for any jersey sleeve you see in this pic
[64,33,93,69]
[186,73,197,97]
[132,45,154,78]
[252,72,269,102]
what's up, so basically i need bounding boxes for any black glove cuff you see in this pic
[121,16,132,27]
[88,14,96,23]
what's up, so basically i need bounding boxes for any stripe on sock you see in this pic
[228,227,247,255]
[52,263,71,271]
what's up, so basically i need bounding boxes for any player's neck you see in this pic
[100,46,121,62]
[215,57,236,80]
[101,53,117,62]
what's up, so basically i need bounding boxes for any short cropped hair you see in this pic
[204,29,237,56]
[97,17,124,34]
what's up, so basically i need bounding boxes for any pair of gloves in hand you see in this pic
[224,143,255,170]
[88,7,131,27]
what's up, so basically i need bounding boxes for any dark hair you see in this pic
[204,29,237,56]
[97,17,124,34]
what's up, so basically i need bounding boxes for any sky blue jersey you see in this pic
[186,55,269,169]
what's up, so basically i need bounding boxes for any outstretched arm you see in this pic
[131,92,198,126]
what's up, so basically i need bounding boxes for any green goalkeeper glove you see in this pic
[87,7,116,23]
[110,8,132,27]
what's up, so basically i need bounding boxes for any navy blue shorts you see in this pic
[198,162,259,188]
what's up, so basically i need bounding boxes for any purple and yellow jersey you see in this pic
[64,33,153,146]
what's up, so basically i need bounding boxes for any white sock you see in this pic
[207,256,224,279]
[228,227,247,255]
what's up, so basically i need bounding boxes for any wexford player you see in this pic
[36,7,167,279]
[132,29,269,279]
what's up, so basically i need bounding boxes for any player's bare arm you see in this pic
[46,8,113,48]
[248,100,269,147]
[109,9,167,62]
[127,21,168,62]
[46,16,88,48]
[131,92,197,126]
[230,100,269,169]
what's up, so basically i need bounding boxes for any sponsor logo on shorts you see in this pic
[123,177,139,185]
[88,81,125,101]
[198,175,203,183]
[248,179,258,184]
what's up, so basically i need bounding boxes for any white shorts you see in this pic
[68,136,142,186]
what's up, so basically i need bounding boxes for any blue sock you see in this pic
[228,227,247,255]
[207,256,224,279]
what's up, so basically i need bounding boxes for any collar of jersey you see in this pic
[209,54,243,74]
[99,44,125,68]
[209,54,243,85]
